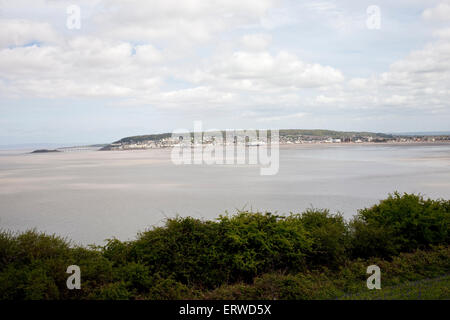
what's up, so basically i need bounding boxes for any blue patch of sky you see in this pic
[8,41,42,49]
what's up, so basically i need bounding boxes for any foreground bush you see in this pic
[0,230,113,299]
[0,193,448,300]
[203,246,450,300]
[299,209,349,268]
[128,212,311,288]
[350,192,450,258]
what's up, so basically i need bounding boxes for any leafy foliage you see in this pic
[350,192,450,258]
[0,193,448,300]
[299,209,349,268]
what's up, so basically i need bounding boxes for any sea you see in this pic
[0,143,449,245]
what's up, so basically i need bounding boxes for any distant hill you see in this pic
[113,133,173,144]
[391,131,450,136]
[112,129,393,143]
[100,129,394,150]
[278,129,393,138]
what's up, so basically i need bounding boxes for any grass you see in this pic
[338,274,450,300]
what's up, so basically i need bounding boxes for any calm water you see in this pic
[0,144,449,245]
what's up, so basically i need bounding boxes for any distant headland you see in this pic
[30,149,61,154]
[100,129,450,151]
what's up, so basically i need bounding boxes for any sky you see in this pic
[0,0,450,145]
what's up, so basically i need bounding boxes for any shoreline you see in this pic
[279,140,450,148]
[1,141,450,155]
[103,140,450,152]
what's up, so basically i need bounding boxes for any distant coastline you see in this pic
[100,129,450,151]
[30,149,61,154]
[3,130,450,153]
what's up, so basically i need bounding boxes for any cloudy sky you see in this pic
[1,0,450,145]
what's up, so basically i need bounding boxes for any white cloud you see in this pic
[94,0,277,45]
[0,36,164,98]
[433,27,450,39]
[0,19,60,48]
[0,0,449,131]
[240,34,272,51]
[134,45,164,64]
[317,37,450,114]
[423,2,450,21]
[256,112,307,122]
[188,51,344,92]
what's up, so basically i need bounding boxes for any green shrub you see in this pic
[204,246,450,300]
[0,230,113,300]
[66,247,114,299]
[0,230,71,300]
[89,281,131,300]
[218,212,311,282]
[0,193,448,300]
[115,262,153,293]
[144,275,193,300]
[299,209,349,268]
[130,216,227,287]
[102,238,131,267]
[0,231,19,269]
[350,192,450,258]
[130,212,311,288]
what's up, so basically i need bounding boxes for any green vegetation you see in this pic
[114,133,173,144]
[350,193,450,258]
[204,246,450,300]
[0,192,448,300]
[30,149,61,153]
[278,129,392,138]
[339,274,450,300]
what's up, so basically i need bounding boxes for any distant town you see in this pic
[100,129,450,151]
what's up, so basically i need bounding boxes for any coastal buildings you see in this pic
[102,133,450,151]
